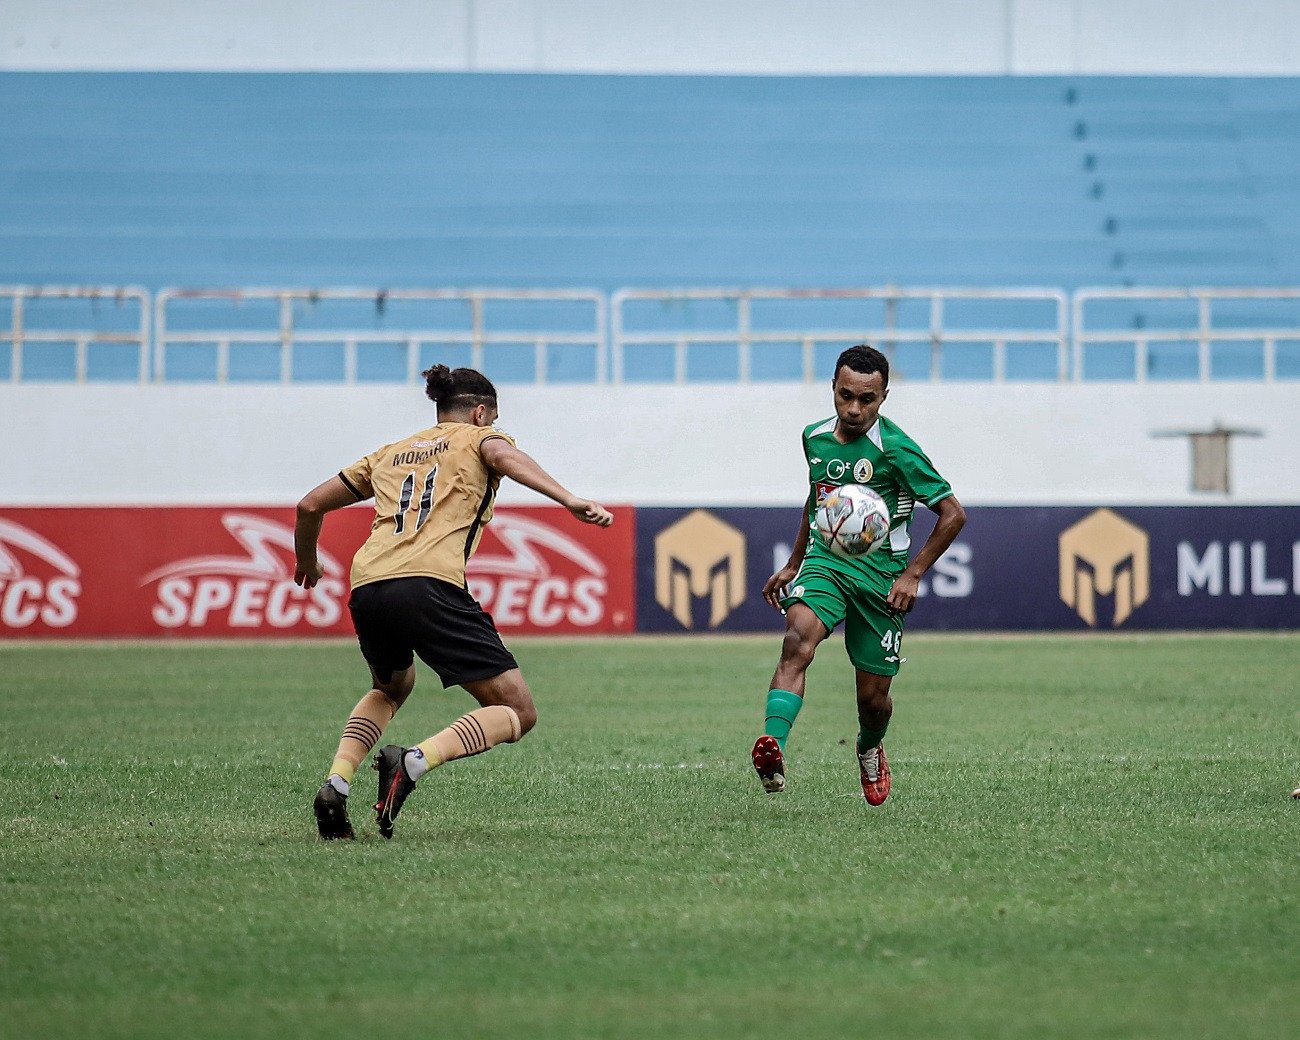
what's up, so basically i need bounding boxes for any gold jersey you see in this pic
[339,422,515,590]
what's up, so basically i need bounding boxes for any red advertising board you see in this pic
[0,505,635,638]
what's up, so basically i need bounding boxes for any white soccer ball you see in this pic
[814,484,891,558]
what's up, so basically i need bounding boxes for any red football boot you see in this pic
[858,742,891,805]
[751,735,786,794]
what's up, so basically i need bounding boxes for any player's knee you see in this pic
[780,628,819,669]
[857,693,891,718]
[499,674,537,736]
[372,664,415,705]
[383,678,414,709]
[512,699,538,737]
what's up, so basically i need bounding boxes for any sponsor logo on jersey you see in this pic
[142,513,346,630]
[1058,509,1150,626]
[825,459,849,481]
[466,514,614,629]
[654,510,747,629]
[0,519,81,629]
[391,444,446,467]
[853,459,874,483]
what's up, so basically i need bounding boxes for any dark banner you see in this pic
[636,505,1300,632]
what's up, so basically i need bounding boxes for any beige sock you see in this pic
[329,689,398,782]
[415,705,522,768]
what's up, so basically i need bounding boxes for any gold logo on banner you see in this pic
[654,510,747,629]
[1058,509,1150,627]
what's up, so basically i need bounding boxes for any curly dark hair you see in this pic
[423,364,498,411]
[834,344,889,389]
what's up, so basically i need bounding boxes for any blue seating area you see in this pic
[2,72,1299,382]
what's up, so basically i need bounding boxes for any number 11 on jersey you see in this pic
[393,468,438,535]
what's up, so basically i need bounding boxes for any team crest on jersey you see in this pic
[854,459,874,483]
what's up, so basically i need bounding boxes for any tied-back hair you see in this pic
[835,344,889,389]
[423,364,498,412]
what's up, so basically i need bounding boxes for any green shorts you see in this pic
[780,557,904,676]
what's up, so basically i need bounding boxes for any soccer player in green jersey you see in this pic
[753,345,966,803]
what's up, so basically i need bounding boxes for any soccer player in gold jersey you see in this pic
[295,364,612,840]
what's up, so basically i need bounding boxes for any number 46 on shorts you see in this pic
[880,628,902,663]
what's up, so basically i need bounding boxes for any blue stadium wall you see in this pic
[4,72,1300,292]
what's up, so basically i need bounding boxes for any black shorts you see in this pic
[348,576,518,689]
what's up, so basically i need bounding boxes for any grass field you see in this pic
[1,634,1297,1040]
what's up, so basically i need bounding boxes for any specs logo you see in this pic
[0,519,81,629]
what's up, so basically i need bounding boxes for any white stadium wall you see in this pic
[3,0,1300,75]
[1,383,1296,507]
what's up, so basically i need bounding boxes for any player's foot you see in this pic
[373,745,417,840]
[858,742,891,806]
[313,782,355,840]
[752,735,786,794]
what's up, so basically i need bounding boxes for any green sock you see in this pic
[764,689,804,751]
[857,722,889,754]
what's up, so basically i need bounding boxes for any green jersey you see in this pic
[802,414,953,580]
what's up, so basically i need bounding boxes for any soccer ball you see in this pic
[815,484,891,558]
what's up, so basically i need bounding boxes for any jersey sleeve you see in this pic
[801,428,818,520]
[892,436,953,508]
[338,448,382,501]
[473,426,517,461]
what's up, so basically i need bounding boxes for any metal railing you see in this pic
[2,284,1298,385]
[154,287,606,385]
[1073,287,1300,383]
[2,286,150,383]
[611,287,1070,383]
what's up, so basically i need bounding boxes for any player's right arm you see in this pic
[479,437,613,528]
[763,489,813,609]
[294,475,366,588]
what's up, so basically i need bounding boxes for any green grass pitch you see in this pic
[1,634,1297,1039]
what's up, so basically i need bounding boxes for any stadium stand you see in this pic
[2,73,1299,381]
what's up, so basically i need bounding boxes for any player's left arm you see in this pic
[886,495,966,613]
[294,476,362,588]
[480,437,613,527]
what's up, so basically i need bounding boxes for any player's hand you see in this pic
[568,499,614,528]
[887,572,920,613]
[295,561,324,589]
[763,565,799,610]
